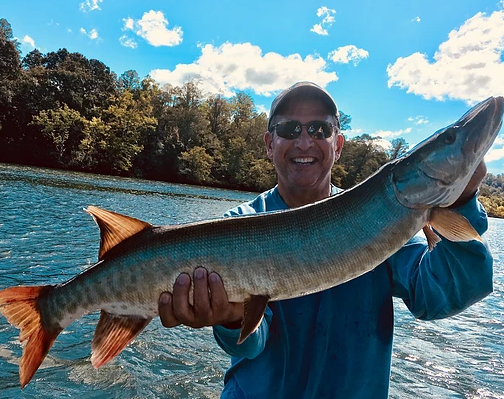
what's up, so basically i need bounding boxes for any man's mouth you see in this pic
[291,157,316,164]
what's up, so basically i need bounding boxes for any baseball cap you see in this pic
[268,81,340,131]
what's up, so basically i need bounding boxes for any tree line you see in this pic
[1,18,503,217]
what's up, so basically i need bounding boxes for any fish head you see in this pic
[392,96,503,209]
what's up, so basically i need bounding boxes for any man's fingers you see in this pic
[172,273,195,324]
[159,270,243,329]
[209,272,229,310]
[158,292,180,328]
[209,272,244,325]
[193,267,211,321]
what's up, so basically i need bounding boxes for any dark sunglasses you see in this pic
[271,120,337,140]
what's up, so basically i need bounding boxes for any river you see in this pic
[0,164,503,398]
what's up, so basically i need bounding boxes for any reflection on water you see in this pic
[0,163,503,398]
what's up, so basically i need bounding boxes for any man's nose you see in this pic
[294,128,314,150]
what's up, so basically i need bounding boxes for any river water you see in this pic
[0,163,502,398]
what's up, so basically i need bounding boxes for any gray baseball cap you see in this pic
[268,81,340,131]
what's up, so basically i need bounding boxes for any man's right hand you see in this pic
[158,267,244,330]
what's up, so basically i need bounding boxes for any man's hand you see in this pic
[449,161,487,208]
[158,267,244,330]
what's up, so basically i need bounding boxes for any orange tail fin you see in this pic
[0,286,61,388]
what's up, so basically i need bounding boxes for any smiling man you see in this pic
[262,82,344,208]
[158,82,493,398]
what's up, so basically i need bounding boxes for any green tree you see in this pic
[99,90,156,173]
[30,104,87,166]
[75,90,156,174]
[387,137,409,160]
[0,18,23,159]
[339,134,388,188]
[339,110,352,131]
[179,146,214,184]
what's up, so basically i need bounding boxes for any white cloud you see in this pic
[89,29,99,40]
[371,127,412,138]
[345,128,363,136]
[317,6,336,24]
[311,24,328,36]
[328,45,369,66]
[122,11,182,47]
[373,138,393,150]
[150,42,338,97]
[486,147,504,162]
[80,27,99,40]
[311,6,336,35]
[411,16,421,22]
[387,10,504,104]
[15,35,36,53]
[486,135,504,162]
[256,104,269,116]
[80,0,102,12]
[119,35,137,49]
[408,115,429,125]
[495,137,504,145]
[21,35,35,48]
[123,18,134,31]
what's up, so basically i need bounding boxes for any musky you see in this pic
[3,0,504,173]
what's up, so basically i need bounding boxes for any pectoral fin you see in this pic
[91,310,152,368]
[429,208,483,244]
[237,295,270,345]
[423,225,441,251]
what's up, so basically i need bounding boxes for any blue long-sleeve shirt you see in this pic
[213,186,493,399]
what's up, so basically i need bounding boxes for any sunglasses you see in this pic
[270,120,337,140]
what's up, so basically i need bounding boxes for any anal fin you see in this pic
[237,295,270,345]
[91,310,152,368]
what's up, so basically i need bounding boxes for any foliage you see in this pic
[179,146,214,184]
[2,18,503,217]
[479,173,504,218]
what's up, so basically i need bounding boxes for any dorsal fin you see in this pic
[85,206,152,260]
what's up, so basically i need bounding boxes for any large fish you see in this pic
[0,96,503,388]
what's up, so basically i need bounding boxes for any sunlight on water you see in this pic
[0,163,503,398]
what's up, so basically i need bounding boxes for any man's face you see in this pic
[265,97,344,193]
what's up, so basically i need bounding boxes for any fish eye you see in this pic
[444,130,456,144]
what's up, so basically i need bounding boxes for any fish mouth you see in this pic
[460,96,504,156]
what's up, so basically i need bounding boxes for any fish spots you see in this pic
[102,302,157,318]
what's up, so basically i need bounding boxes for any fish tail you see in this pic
[0,285,61,388]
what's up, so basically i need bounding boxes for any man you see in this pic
[158,82,493,398]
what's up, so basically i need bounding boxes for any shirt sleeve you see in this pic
[388,194,493,320]
[212,306,273,359]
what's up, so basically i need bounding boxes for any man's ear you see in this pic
[264,131,274,159]
[334,133,344,161]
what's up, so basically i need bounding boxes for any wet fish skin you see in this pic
[0,96,502,388]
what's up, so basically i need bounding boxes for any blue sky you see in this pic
[3,0,504,174]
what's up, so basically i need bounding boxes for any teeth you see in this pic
[292,157,315,164]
